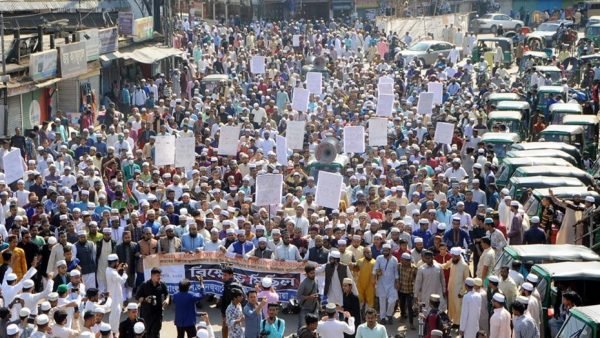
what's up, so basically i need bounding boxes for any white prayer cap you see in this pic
[70,270,81,277]
[337,239,346,246]
[450,247,462,256]
[493,293,506,303]
[56,260,67,268]
[261,277,273,288]
[401,252,412,260]
[47,236,57,245]
[516,295,529,304]
[107,254,119,262]
[127,302,139,310]
[586,196,595,203]
[48,292,59,301]
[40,301,51,311]
[414,237,423,243]
[19,307,31,317]
[6,323,18,335]
[100,323,112,332]
[510,201,519,207]
[522,282,534,292]
[488,275,500,283]
[35,314,49,325]
[526,274,539,283]
[22,279,34,289]
[464,278,474,286]
[5,273,16,282]
[329,250,341,259]
[134,322,145,334]
[382,243,392,250]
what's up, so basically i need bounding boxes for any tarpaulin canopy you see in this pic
[100,46,183,64]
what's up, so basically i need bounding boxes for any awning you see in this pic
[34,77,62,89]
[99,51,123,63]
[122,47,183,64]
[0,1,99,11]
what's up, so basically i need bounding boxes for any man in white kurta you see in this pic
[498,266,519,306]
[459,278,481,338]
[522,282,541,329]
[444,247,469,324]
[489,293,512,338]
[316,303,355,338]
[373,244,399,323]
[474,278,489,333]
[106,254,128,334]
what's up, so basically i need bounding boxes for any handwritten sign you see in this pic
[434,122,455,145]
[286,121,305,150]
[154,135,176,166]
[306,72,323,95]
[376,94,394,117]
[292,87,310,112]
[250,55,266,74]
[175,136,196,169]
[343,126,365,154]
[218,126,241,156]
[378,83,394,95]
[315,171,343,209]
[4,149,25,184]
[292,35,301,47]
[276,135,288,165]
[417,92,435,115]
[368,118,388,146]
[428,82,444,105]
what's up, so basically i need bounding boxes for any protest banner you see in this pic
[154,135,176,166]
[306,72,323,95]
[368,118,388,146]
[376,94,394,117]
[143,252,305,301]
[3,149,25,184]
[292,87,310,112]
[286,121,306,150]
[276,135,288,165]
[434,122,455,145]
[343,126,365,154]
[255,173,284,206]
[417,92,435,115]
[218,126,241,156]
[428,82,444,105]
[315,171,343,209]
[377,83,394,95]
[175,137,196,169]
[250,55,266,74]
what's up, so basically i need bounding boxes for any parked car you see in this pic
[401,41,460,67]
[527,20,574,48]
[470,13,524,33]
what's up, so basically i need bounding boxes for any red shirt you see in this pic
[435,253,452,288]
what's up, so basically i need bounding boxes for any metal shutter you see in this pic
[6,95,22,135]
[57,79,80,114]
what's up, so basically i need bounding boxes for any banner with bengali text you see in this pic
[143,252,305,301]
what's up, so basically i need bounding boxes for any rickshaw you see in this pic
[512,166,595,187]
[586,23,600,48]
[526,187,600,218]
[520,51,551,73]
[529,262,600,337]
[472,37,514,66]
[487,111,527,139]
[536,86,566,114]
[539,125,586,155]
[564,115,600,160]
[495,157,574,189]
[556,305,600,338]
[510,142,582,166]
[493,244,600,276]
[548,103,583,125]
[496,101,532,133]
[506,176,586,201]
[487,92,521,107]
[534,65,563,85]
[480,132,520,161]
[505,149,579,166]
[200,74,231,96]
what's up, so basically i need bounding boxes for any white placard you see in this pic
[428,82,444,105]
[434,122,455,145]
[417,92,435,115]
[175,136,196,169]
[250,55,266,74]
[255,174,284,206]
[377,83,394,95]
[369,118,388,146]
[292,35,301,47]
[376,94,394,117]
[286,121,306,150]
[218,126,241,156]
[292,87,310,112]
[276,135,288,165]
[154,135,176,166]
[306,72,323,95]
[4,149,25,184]
[378,76,394,85]
[343,126,365,154]
[315,171,343,210]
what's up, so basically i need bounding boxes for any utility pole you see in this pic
[1,13,7,137]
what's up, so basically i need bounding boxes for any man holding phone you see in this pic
[243,289,267,338]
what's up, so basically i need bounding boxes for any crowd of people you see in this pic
[0,6,595,338]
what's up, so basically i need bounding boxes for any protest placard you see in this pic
[286,121,305,150]
[154,135,176,166]
[292,87,309,112]
[378,76,394,85]
[434,122,455,145]
[276,135,288,165]
[218,126,241,156]
[417,92,435,115]
[376,94,394,117]
[306,72,322,95]
[368,118,388,146]
[343,126,365,153]
[175,137,196,169]
[250,55,265,74]
[315,171,343,209]
[377,83,394,95]
[3,149,24,184]
[428,82,444,105]
[292,35,301,47]
[255,173,284,206]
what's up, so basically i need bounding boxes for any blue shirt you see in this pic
[260,318,285,338]
[243,302,262,338]
[173,290,204,327]
[181,233,205,252]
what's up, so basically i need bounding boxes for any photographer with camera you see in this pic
[316,303,355,338]
[136,267,169,338]
[259,303,285,338]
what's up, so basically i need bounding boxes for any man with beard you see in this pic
[321,250,355,307]
[274,231,302,261]
[414,250,447,311]
[227,229,254,256]
[342,277,361,338]
[445,247,469,326]
[158,224,182,253]
[116,231,139,301]
[459,278,482,338]
[106,253,128,335]
[355,246,376,311]
[373,244,399,324]
[136,267,169,338]
[296,265,319,330]
[245,237,273,259]
[95,228,116,292]
[181,223,204,252]
[74,230,97,289]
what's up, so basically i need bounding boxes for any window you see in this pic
[558,316,592,338]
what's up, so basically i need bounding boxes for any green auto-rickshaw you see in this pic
[507,176,586,202]
[487,92,521,107]
[505,149,578,166]
[496,101,532,133]
[539,125,586,156]
[487,111,526,139]
[530,262,600,337]
[536,86,566,114]
[495,157,574,189]
[472,37,514,66]
[586,24,600,48]
[563,114,600,160]
[481,132,520,161]
[548,103,583,125]
[534,65,563,85]
[526,187,600,217]
[556,305,600,338]
[512,166,595,187]
[510,142,582,167]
